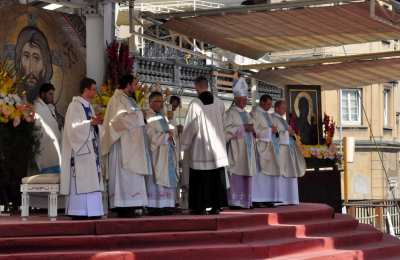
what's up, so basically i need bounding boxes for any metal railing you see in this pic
[344,200,400,238]
[120,1,225,13]
[134,56,284,101]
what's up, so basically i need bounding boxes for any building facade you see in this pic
[321,42,400,201]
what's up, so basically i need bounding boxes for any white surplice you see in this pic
[145,109,177,208]
[224,106,257,177]
[101,89,151,208]
[271,113,306,178]
[181,96,229,170]
[224,105,257,208]
[251,106,280,203]
[271,112,306,205]
[60,96,104,216]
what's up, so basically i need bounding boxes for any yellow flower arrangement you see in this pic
[300,144,337,160]
[92,81,172,117]
[134,83,147,109]
[92,81,148,115]
[92,83,113,110]
[0,61,34,127]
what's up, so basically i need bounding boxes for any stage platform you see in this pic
[0,203,399,260]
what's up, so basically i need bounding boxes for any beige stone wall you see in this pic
[320,43,400,200]
[346,151,373,200]
[318,40,400,201]
[344,151,399,200]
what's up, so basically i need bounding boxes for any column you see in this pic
[251,78,258,108]
[103,1,115,46]
[86,13,105,87]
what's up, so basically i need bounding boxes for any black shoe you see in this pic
[263,202,276,208]
[191,209,207,215]
[229,206,244,210]
[163,208,176,215]
[147,208,162,216]
[209,208,220,215]
[70,216,89,220]
[252,202,265,208]
[170,207,183,214]
[114,208,134,218]
[88,216,102,220]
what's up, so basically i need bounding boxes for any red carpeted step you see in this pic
[0,225,298,254]
[275,214,359,237]
[239,225,296,242]
[265,206,334,224]
[128,244,269,260]
[216,205,335,230]
[269,234,400,260]
[262,225,384,259]
[314,224,384,248]
[216,214,270,229]
[0,238,324,260]
[0,250,119,260]
[229,214,358,244]
[0,204,397,260]
[267,248,358,260]
[97,204,335,235]
[96,213,277,235]
[280,223,383,251]
[350,234,400,259]
[124,237,325,260]
[95,216,218,234]
[0,215,267,238]
[0,204,335,238]
[0,221,96,238]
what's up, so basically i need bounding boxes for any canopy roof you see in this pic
[161,1,400,59]
[254,54,400,89]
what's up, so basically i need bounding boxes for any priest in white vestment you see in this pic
[225,78,257,209]
[181,76,229,215]
[101,74,152,217]
[145,92,178,214]
[60,77,104,219]
[34,83,62,174]
[251,94,281,207]
[272,100,306,205]
[31,83,63,209]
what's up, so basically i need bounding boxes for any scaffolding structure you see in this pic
[119,0,224,13]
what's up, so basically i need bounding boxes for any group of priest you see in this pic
[33,74,306,219]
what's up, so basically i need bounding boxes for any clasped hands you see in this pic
[91,115,103,126]
[167,130,175,144]
[236,124,255,138]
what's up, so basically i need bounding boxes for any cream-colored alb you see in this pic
[101,89,151,177]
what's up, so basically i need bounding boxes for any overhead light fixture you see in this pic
[43,3,63,10]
